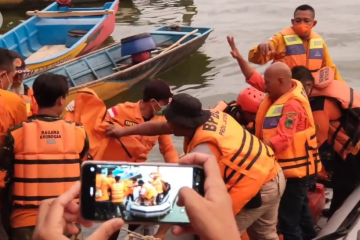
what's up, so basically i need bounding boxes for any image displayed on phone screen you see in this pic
[90,164,202,223]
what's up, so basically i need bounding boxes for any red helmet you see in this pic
[236,87,264,113]
[56,0,72,5]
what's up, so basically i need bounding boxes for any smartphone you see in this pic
[80,161,205,224]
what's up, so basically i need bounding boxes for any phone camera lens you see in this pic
[90,167,95,172]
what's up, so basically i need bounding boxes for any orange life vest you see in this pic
[96,174,110,201]
[279,27,323,77]
[151,177,163,194]
[63,88,147,161]
[111,181,125,203]
[311,67,360,159]
[105,101,167,161]
[10,118,86,228]
[255,80,321,179]
[141,183,156,200]
[186,110,280,214]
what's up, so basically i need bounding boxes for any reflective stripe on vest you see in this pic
[255,80,322,178]
[12,119,84,208]
[263,104,284,129]
[280,28,323,75]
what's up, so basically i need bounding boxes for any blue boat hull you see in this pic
[0,1,119,75]
[24,26,213,104]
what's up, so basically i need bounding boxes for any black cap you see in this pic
[163,93,211,128]
[143,79,173,102]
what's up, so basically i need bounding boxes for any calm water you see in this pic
[1,1,360,238]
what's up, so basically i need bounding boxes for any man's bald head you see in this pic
[264,62,293,101]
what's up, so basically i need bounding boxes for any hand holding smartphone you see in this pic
[80,161,205,225]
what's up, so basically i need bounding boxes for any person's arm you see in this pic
[0,131,15,188]
[111,121,172,137]
[322,41,343,82]
[266,100,305,153]
[79,131,90,161]
[312,110,329,147]
[158,135,179,163]
[245,70,267,93]
[248,33,282,65]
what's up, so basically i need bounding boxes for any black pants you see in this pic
[277,176,317,240]
[97,201,112,220]
[328,152,360,218]
[112,202,126,218]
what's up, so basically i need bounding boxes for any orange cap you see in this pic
[236,87,264,113]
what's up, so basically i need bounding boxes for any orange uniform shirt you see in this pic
[246,70,307,152]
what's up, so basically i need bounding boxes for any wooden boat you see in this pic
[0,0,119,76]
[23,26,213,104]
[0,0,108,10]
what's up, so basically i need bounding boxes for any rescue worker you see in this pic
[65,79,179,163]
[213,87,264,134]
[95,168,112,220]
[247,4,342,81]
[138,180,157,206]
[66,81,178,240]
[149,171,164,204]
[229,42,321,239]
[8,51,38,117]
[0,48,27,240]
[0,72,89,240]
[110,176,127,218]
[291,66,360,218]
[106,93,286,240]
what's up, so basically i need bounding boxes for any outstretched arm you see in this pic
[227,36,267,93]
[106,121,172,138]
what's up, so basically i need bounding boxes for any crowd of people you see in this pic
[0,3,359,240]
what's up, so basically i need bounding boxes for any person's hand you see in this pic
[65,100,75,112]
[105,124,124,138]
[227,36,242,59]
[172,153,240,240]
[258,42,274,55]
[32,182,124,240]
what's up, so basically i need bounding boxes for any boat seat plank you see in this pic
[35,18,100,26]
[26,10,114,18]
[25,45,68,63]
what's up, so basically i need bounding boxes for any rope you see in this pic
[122,227,162,240]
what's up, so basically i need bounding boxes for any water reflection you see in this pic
[0,11,27,35]
[105,50,212,107]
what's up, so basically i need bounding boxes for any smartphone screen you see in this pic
[81,161,205,224]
